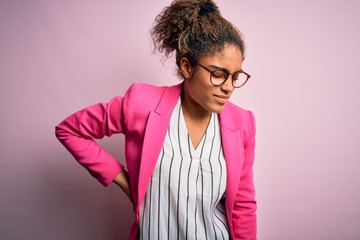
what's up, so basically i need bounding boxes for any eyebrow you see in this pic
[208,64,242,73]
[208,64,226,70]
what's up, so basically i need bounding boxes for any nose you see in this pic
[220,77,234,94]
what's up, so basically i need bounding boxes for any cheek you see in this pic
[186,73,216,103]
[193,85,217,110]
[191,80,212,100]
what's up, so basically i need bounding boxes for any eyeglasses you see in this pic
[195,61,251,88]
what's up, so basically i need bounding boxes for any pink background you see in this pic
[1,0,359,239]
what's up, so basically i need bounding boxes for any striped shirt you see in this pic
[139,98,229,240]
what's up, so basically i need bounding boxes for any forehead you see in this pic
[198,44,244,70]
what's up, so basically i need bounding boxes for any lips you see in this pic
[213,94,229,104]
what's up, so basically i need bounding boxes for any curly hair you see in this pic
[151,0,245,77]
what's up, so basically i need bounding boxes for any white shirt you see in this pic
[139,97,229,240]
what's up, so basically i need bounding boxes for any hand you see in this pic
[113,170,134,208]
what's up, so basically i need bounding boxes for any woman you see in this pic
[55,0,257,239]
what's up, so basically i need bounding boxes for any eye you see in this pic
[211,70,227,79]
[232,72,240,80]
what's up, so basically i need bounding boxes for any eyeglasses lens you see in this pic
[211,70,248,88]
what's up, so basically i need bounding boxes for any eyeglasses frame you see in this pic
[194,61,251,88]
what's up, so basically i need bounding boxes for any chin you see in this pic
[209,105,226,113]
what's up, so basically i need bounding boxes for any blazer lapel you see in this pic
[137,83,183,203]
[219,106,245,219]
[137,85,244,215]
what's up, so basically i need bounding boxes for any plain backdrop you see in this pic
[1,0,360,239]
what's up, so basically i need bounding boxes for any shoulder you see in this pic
[223,101,255,125]
[122,82,183,113]
[223,101,251,116]
[221,101,256,138]
[123,82,168,105]
[126,82,167,97]
[121,82,183,128]
[125,82,182,102]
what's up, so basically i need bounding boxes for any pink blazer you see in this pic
[55,83,257,239]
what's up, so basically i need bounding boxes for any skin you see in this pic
[114,170,134,208]
[114,43,244,205]
[180,43,244,149]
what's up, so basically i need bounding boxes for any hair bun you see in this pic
[199,3,218,16]
[151,0,244,79]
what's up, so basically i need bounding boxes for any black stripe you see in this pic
[214,210,226,240]
[199,130,207,159]
[216,204,226,216]
[215,131,229,239]
[157,147,165,240]
[176,105,184,240]
[194,166,200,240]
[215,205,230,232]
[141,191,147,238]
[185,134,194,240]
[208,113,217,238]
[216,129,229,237]
[216,139,223,205]
[167,127,175,240]
[148,175,153,239]
[198,128,207,239]
[200,161,208,240]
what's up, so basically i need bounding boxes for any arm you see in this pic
[55,96,126,186]
[232,111,257,239]
[113,170,134,206]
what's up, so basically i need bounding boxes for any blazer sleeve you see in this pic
[232,110,257,239]
[55,95,128,186]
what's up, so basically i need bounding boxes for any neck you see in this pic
[181,89,211,122]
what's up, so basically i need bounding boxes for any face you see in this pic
[181,44,244,114]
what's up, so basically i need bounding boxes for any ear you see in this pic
[179,57,193,79]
